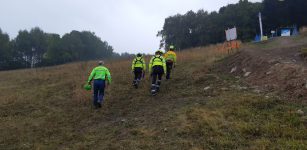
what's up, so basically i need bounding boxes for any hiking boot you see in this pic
[151,85,156,95]
[97,103,102,108]
[155,84,160,92]
[151,89,157,96]
[94,104,99,109]
[134,84,138,89]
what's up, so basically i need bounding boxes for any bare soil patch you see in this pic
[217,36,307,102]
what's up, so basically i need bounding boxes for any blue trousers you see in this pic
[93,80,105,106]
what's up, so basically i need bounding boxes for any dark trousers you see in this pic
[133,67,143,84]
[151,66,164,91]
[166,61,173,79]
[93,79,105,106]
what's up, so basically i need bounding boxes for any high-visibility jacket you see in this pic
[164,50,177,64]
[88,66,112,83]
[131,56,146,71]
[149,55,166,74]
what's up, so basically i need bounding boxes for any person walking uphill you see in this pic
[87,61,112,109]
[131,53,146,89]
[164,45,177,80]
[149,50,166,95]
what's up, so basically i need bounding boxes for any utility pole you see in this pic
[31,48,35,68]
[258,12,263,40]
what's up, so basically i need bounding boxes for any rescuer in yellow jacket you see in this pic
[164,45,177,79]
[88,61,112,109]
[149,50,166,95]
[131,53,146,89]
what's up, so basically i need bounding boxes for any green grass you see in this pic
[175,91,306,149]
[0,44,306,149]
[166,71,307,149]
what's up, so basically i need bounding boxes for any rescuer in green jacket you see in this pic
[88,61,112,109]
[131,53,146,89]
[149,50,166,95]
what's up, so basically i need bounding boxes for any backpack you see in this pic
[134,57,144,65]
[152,56,163,65]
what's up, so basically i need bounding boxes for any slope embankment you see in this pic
[217,35,307,102]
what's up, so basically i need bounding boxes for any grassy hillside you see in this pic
[0,42,306,149]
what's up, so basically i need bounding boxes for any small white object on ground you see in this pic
[204,86,211,91]
[230,67,237,73]
[296,109,304,115]
[244,72,251,77]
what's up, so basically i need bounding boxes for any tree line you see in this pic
[0,27,116,71]
[158,0,307,50]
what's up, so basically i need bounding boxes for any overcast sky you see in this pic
[0,0,261,54]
